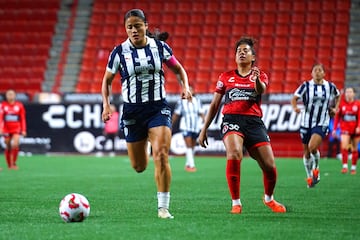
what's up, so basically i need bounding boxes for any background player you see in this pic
[101,9,192,219]
[198,37,286,214]
[172,86,205,172]
[332,87,360,174]
[291,64,340,188]
[0,89,27,170]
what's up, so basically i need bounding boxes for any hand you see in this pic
[329,107,336,117]
[251,66,260,80]
[181,87,192,100]
[21,131,27,137]
[356,127,360,135]
[293,107,301,114]
[102,104,112,122]
[331,130,337,138]
[198,129,208,148]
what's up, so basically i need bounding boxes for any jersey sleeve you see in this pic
[294,82,306,97]
[106,46,121,74]
[162,41,173,61]
[215,73,226,95]
[260,71,269,86]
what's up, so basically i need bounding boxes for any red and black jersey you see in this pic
[0,101,26,134]
[215,69,268,117]
[333,99,360,135]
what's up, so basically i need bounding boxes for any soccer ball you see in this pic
[59,193,90,223]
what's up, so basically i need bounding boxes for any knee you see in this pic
[153,145,169,162]
[132,164,146,173]
[226,149,243,160]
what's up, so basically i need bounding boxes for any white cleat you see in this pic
[158,208,174,219]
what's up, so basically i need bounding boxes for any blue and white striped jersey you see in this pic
[173,97,204,133]
[294,79,340,128]
[106,36,173,103]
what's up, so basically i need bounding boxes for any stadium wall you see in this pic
[0,93,330,158]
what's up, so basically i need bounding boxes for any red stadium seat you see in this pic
[270,70,285,83]
[305,24,320,36]
[204,12,218,25]
[288,47,302,59]
[336,1,351,11]
[306,12,321,24]
[290,24,304,36]
[276,24,289,36]
[263,1,277,12]
[277,13,291,24]
[319,38,333,48]
[320,24,334,36]
[293,2,306,12]
[277,1,291,11]
[291,13,306,24]
[335,23,349,36]
[285,70,301,83]
[287,59,301,71]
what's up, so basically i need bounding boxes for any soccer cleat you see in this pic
[350,170,356,175]
[158,208,174,219]
[263,199,286,213]
[341,168,348,174]
[312,169,320,185]
[230,205,242,214]
[185,166,197,172]
[307,177,314,188]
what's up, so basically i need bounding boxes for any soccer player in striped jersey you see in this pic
[332,87,360,174]
[0,89,27,170]
[101,9,192,219]
[198,37,286,214]
[291,64,340,188]
[172,86,205,172]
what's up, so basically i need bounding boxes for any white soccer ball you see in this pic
[59,193,90,223]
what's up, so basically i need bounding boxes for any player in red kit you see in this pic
[0,89,27,170]
[332,87,360,174]
[198,37,286,214]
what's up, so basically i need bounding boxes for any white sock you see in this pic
[311,150,320,169]
[157,192,170,209]
[264,194,273,202]
[303,156,313,178]
[185,148,195,167]
[351,165,356,171]
[232,199,242,206]
[343,164,348,169]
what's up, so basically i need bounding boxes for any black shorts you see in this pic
[220,114,270,151]
[120,100,172,142]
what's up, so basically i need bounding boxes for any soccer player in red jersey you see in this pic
[198,37,286,214]
[0,89,27,170]
[332,87,360,174]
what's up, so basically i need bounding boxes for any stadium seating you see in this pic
[78,0,350,94]
[0,0,60,97]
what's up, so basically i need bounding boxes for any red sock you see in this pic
[351,151,358,166]
[12,148,19,166]
[226,159,240,200]
[5,149,11,168]
[341,149,348,165]
[263,167,277,197]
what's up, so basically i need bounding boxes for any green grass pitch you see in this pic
[0,154,359,240]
